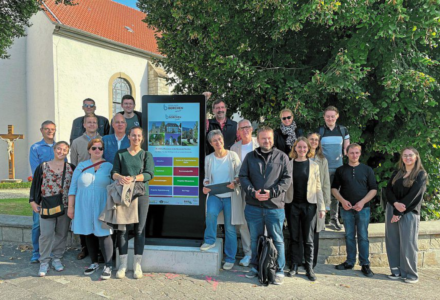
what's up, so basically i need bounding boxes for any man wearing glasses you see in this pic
[70,98,110,145]
[230,119,259,267]
[28,120,57,263]
[331,143,377,277]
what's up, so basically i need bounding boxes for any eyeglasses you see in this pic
[282,116,292,121]
[239,126,252,130]
[91,147,103,151]
[83,104,95,108]
[403,154,415,158]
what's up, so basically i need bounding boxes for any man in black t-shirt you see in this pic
[331,144,377,277]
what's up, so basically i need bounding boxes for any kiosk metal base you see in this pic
[118,238,223,276]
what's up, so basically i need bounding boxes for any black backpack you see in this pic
[256,235,278,286]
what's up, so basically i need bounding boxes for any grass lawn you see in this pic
[0,198,32,216]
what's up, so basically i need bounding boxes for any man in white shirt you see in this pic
[102,113,130,163]
[230,119,259,267]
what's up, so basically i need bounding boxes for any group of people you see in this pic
[29,96,152,280]
[27,94,427,285]
[201,96,427,285]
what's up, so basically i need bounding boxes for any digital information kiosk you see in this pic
[142,95,206,243]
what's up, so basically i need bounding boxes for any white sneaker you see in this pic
[223,262,234,270]
[38,263,49,277]
[200,243,215,251]
[239,255,251,267]
[405,278,419,284]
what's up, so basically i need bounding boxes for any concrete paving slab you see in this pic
[1,241,440,299]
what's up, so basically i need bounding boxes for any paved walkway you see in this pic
[0,188,30,199]
[1,242,439,299]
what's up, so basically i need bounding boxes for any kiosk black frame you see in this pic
[142,95,206,242]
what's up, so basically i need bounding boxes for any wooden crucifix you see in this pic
[0,125,25,180]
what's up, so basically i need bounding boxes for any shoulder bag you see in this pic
[41,162,67,219]
[132,150,146,198]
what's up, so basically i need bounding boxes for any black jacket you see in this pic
[206,118,238,154]
[273,127,304,156]
[110,110,143,134]
[386,171,427,216]
[239,147,292,209]
[29,162,76,205]
[70,115,110,145]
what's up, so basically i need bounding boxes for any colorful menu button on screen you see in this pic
[173,167,199,176]
[174,158,199,167]
[173,177,199,186]
[149,186,173,196]
[174,187,199,196]
[153,157,173,166]
[149,177,173,186]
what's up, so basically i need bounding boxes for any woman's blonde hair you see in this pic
[289,137,313,159]
[307,132,325,159]
[279,108,293,119]
[392,147,427,187]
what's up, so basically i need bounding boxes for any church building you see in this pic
[0,0,169,180]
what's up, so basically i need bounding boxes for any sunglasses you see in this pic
[91,147,103,151]
[282,116,292,121]
[83,104,95,108]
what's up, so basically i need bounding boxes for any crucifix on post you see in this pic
[0,125,25,182]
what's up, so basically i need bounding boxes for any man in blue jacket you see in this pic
[102,113,130,163]
[28,120,56,263]
[239,126,292,285]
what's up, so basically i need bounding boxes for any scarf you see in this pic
[280,121,297,146]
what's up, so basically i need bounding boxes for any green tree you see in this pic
[0,0,74,59]
[141,0,440,220]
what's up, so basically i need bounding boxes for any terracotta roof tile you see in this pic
[43,0,160,55]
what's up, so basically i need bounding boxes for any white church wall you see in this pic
[25,12,57,178]
[0,36,28,181]
[52,34,151,148]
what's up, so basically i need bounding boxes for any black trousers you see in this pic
[117,196,150,255]
[313,231,319,268]
[287,202,317,267]
[85,234,113,267]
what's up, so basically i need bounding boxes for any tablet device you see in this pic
[206,182,233,195]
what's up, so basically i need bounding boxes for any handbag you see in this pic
[41,162,67,219]
[132,151,146,199]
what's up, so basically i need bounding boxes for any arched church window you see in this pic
[112,78,131,116]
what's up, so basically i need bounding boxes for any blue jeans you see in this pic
[340,207,370,266]
[245,204,285,274]
[32,211,40,260]
[204,195,237,263]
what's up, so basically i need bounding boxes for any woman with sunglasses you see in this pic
[112,126,154,279]
[273,108,303,155]
[307,132,331,268]
[385,147,427,284]
[30,141,75,277]
[68,138,114,280]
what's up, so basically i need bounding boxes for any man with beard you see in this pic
[239,126,292,285]
[205,98,239,155]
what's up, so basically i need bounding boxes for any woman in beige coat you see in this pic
[308,132,331,267]
[287,137,325,281]
[200,130,243,271]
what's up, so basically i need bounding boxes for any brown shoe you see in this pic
[77,247,88,260]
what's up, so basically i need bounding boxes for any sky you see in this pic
[112,0,139,10]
